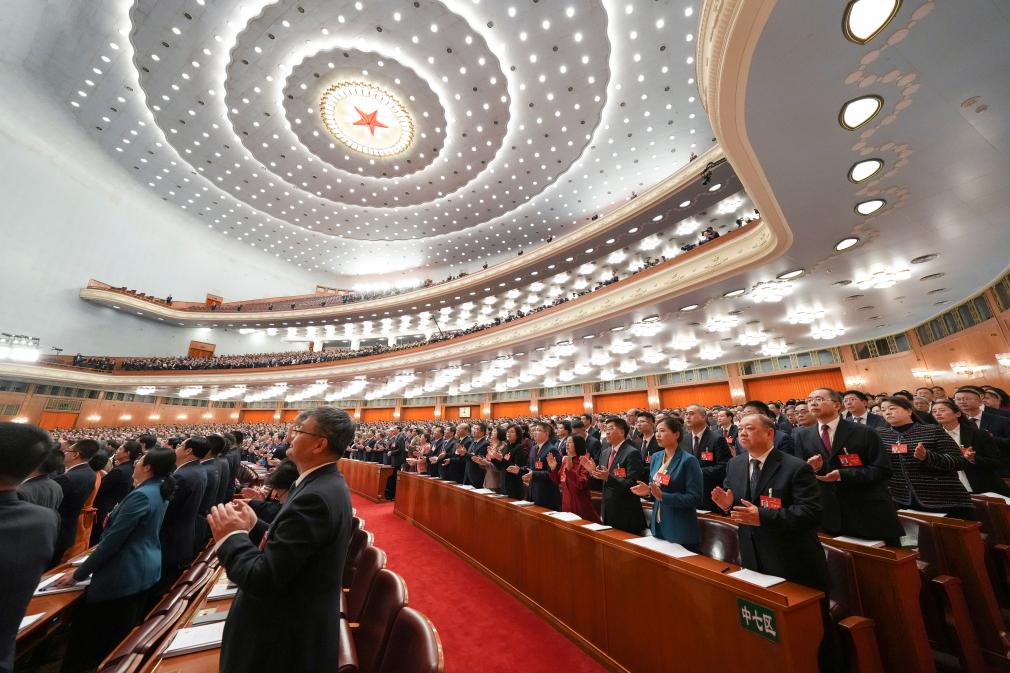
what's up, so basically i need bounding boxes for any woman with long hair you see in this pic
[555,434,601,523]
[494,424,529,499]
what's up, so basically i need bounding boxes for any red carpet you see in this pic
[350,494,608,673]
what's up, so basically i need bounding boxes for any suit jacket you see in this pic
[161,460,207,570]
[91,461,134,544]
[53,464,97,562]
[723,450,828,590]
[16,475,63,510]
[717,424,739,449]
[464,436,489,488]
[444,437,470,483]
[678,427,731,512]
[218,463,352,673]
[226,451,241,491]
[845,411,887,430]
[775,414,793,435]
[216,456,233,504]
[195,458,221,549]
[793,419,902,540]
[0,491,58,673]
[877,423,972,512]
[493,443,529,500]
[599,440,648,533]
[585,435,603,463]
[526,441,562,510]
[774,429,796,457]
[74,479,168,602]
[388,433,408,469]
[638,435,661,462]
[978,408,1010,474]
[950,419,1010,496]
[647,450,703,547]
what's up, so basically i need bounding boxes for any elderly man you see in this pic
[680,405,731,511]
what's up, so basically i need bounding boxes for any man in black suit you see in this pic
[711,413,840,673]
[842,390,887,430]
[955,386,1010,473]
[635,411,661,463]
[769,402,793,435]
[465,422,490,488]
[208,406,354,673]
[583,416,647,533]
[208,434,233,505]
[195,438,221,551]
[945,410,1010,496]
[581,413,601,441]
[443,425,471,484]
[384,426,407,500]
[679,405,732,512]
[572,419,602,462]
[522,421,562,510]
[157,436,209,595]
[225,431,243,494]
[52,439,99,565]
[427,426,445,475]
[625,408,642,443]
[743,401,796,456]
[794,388,902,545]
[0,423,59,673]
[91,439,140,545]
[715,409,739,453]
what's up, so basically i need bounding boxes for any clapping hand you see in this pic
[546,453,558,471]
[913,443,927,461]
[649,481,663,500]
[806,454,823,472]
[208,500,257,542]
[506,465,520,474]
[963,447,976,463]
[730,500,761,526]
[50,574,81,589]
[711,486,734,512]
[241,486,266,501]
[630,481,650,497]
[521,471,532,485]
[815,470,841,482]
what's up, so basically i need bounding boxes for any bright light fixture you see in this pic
[698,345,724,361]
[855,264,911,289]
[843,0,902,44]
[786,308,827,325]
[723,289,746,298]
[839,95,883,130]
[835,237,860,251]
[704,315,741,333]
[810,324,847,340]
[777,269,805,280]
[749,279,795,303]
[848,158,884,183]
[669,334,699,350]
[855,199,886,216]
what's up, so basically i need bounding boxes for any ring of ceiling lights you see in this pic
[130,0,613,243]
[318,82,415,159]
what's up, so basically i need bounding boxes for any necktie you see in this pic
[748,459,761,502]
[820,424,832,456]
[855,417,864,424]
[693,434,700,454]
[972,417,980,428]
[606,443,619,471]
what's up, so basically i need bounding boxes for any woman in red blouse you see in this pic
[552,435,602,523]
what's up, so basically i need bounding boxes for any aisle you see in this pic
[350,495,608,673]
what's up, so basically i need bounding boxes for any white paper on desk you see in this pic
[582,523,612,532]
[453,483,476,490]
[162,621,226,657]
[70,554,90,566]
[626,536,697,558]
[898,508,948,518]
[19,614,44,632]
[509,500,535,507]
[472,488,495,494]
[544,511,582,522]
[728,568,786,588]
[980,492,1010,505]
[206,583,238,600]
[832,535,886,548]
[33,573,90,596]
[485,493,508,498]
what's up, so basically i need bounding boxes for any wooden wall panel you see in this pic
[593,390,649,413]
[401,406,436,421]
[540,397,584,416]
[491,400,532,418]
[38,411,79,430]
[445,405,479,420]
[659,382,732,408]
[281,409,301,422]
[744,368,846,402]
[240,409,277,423]
[361,407,395,422]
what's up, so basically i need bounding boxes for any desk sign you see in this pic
[737,598,778,642]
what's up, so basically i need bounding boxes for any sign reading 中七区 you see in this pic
[737,598,779,642]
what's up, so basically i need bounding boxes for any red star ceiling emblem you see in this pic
[352,106,388,136]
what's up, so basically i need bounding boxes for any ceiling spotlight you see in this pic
[839,95,884,130]
[855,199,886,216]
[843,0,902,45]
[810,324,847,340]
[834,237,860,251]
[723,289,746,298]
[777,269,805,280]
[749,279,795,303]
[679,304,699,312]
[848,158,884,183]
[670,334,699,351]
[704,315,741,333]
[679,200,692,208]
[786,308,827,325]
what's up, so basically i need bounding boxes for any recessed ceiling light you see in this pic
[679,200,691,208]
[707,183,722,192]
[610,325,626,332]
[777,269,805,280]
[839,95,884,130]
[629,227,639,234]
[680,304,699,311]
[723,289,745,297]
[833,280,853,286]
[920,272,944,281]
[911,254,938,264]
[834,237,860,251]
[843,0,902,45]
[652,214,663,222]
[855,199,885,215]
[848,158,884,183]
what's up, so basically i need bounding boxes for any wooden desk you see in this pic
[395,473,824,673]
[338,458,393,502]
[143,567,231,673]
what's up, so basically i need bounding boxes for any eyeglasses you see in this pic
[292,427,327,439]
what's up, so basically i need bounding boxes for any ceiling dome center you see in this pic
[319,82,414,158]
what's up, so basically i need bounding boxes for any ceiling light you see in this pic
[704,315,741,333]
[840,95,884,130]
[679,200,691,208]
[610,339,635,354]
[810,324,847,340]
[736,330,769,346]
[761,340,788,357]
[652,214,663,222]
[843,0,902,44]
[848,158,884,183]
[619,359,640,374]
[748,279,794,303]
[667,357,689,371]
[786,308,827,325]
[679,304,699,312]
[670,334,699,351]
[855,199,886,215]
[698,345,724,361]
[641,347,665,364]
[590,348,612,366]
[630,320,664,337]
[834,237,860,251]
[777,269,805,280]
[855,264,912,289]
[707,183,722,192]
[723,289,745,298]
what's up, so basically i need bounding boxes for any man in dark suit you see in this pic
[195,439,221,551]
[583,416,647,533]
[0,423,59,673]
[384,426,407,500]
[157,436,209,594]
[208,406,354,673]
[744,401,796,456]
[955,386,1010,473]
[52,439,100,565]
[635,412,661,463]
[581,413,601,441]
[625,408,642,443]
[680,405,732,512]
[427,426,445,475]
[208,434,233,505]
[225,431,243,493]
[769,402,793,435]
[443,425,470,484]
[946,411,1010,496]
[842,390,887,430]
[712,413,840,673]
[794,388,902,545]
[573,419,602,462]
[91,440,140,545]
[716,409,739,453]
[465,422,490,488]
[522,421,562,510]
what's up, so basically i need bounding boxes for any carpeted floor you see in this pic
[350,494,608,673]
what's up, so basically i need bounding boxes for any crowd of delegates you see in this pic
[7,380,1010,672]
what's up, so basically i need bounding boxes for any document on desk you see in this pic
[898,508,948,517]
[472,488,496,494]
[19,614,44,632]
[543,511,582,522]
[627,536,698,558]
[453,483,476,490]
[832,535,886,548]
[33,572,90,595]
[70,554,90,566]
[980,492,1010,504]
[190,607,230,626]
[509,500,535,507]
[207,583,239,600]
[581,523,612,532]
[727,568,786,588]
[162,621,227,657]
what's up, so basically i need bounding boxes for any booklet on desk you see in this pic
[832,535,886,548]
[509,500,535,507]
[626,536,697,558]
[190,608,230,626]
[543,511,582,522]
[162,621,226,658]
[898,508,947,517]
[19,614,44,632]
[727,568,786,588]
[581,523,612,532]
[34,572,90,596]
[207,583,239,600]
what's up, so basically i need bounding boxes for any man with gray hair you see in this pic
[680,404,731,512]
[208,405,354,673]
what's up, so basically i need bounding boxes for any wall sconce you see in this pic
[911,367,930,379]
[148,414,160,420]
[86,415,102,422]
[730,388,745,399]
[119,414,132,421]
[845,376,867,388]
[996,353,1010,368]
[12,416,29,424]
[950,362,985,378]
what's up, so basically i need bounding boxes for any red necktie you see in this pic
[258,531,268,551]
[820,425,832,456]
[606,444,619,470]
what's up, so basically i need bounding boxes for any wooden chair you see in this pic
[62,473,102,563]
[346,546,388,623]
[698,516,741,565]
[821,543,885,673]
[339,617,359,673]
[343,529,374,589]
[375,608,445,673]
[350,569,408,673]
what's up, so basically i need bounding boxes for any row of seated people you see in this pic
[6,407,444,673]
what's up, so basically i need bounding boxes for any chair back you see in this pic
[353,569,408,673]
[698,517,742,565]
[822,543,863,622]
[376,607,445,673]
[343,528,374,588]
[348,546,388,622]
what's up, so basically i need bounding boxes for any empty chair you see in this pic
[343,528,374,588]
[376,608,444,673]
[822,543,885,673]
[339,618,359,673]
[351,569,408,673]
[698,517,741,565]
[144,581,188,619]
[346,546,388,622]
